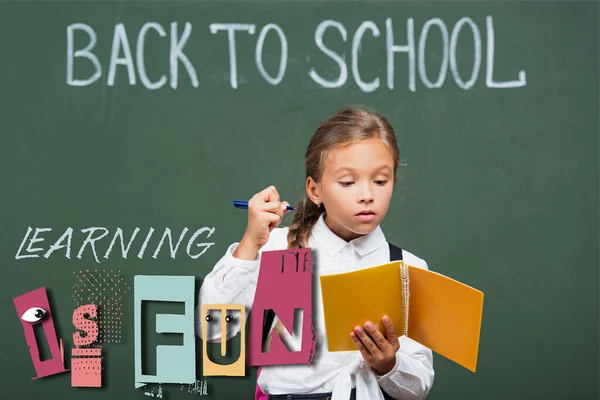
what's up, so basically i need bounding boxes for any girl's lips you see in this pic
[356,213,376,222]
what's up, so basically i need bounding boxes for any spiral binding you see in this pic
[400,261,410,337]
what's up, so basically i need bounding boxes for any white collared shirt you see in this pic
[198,214,434,399]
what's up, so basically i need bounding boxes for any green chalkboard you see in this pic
[0,1,598,399]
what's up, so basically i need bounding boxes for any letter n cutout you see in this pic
[247,248,316,366]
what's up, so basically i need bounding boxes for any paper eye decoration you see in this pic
[199,309,242,342]
[205,314,234,323]
[21,307,47,323]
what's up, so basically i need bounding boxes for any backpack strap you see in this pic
[388,242,403,261]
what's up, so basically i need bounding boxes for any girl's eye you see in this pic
[375,180,388,185]
[339,181,354,187]
[21,307,47,323]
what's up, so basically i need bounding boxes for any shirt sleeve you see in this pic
[195,229,286,340]
[376,258,435,400]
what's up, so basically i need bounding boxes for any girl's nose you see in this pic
[359,185,374,204]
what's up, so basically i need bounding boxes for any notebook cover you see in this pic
[408,266,484,372]
[320,261,403,353]
[320,262,484,372]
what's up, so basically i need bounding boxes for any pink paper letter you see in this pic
[13,287,68,379]
[248,248,317,366]
[71,304,102,387]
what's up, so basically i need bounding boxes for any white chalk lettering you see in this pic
[418,18,449,89]
[485,16,526,88]
[309,20,348,88]
[255,23,288,85]
[78,227,109,263]
[44,227,73,259]
[152,228,189,259]
[16,226,216,262]
[386,17,416,92]
[187,227,216,259]
[352,21,380,93]
[15,226,38,260]
[137,227,155,259]
[171,22,199,89]
[209,23,256,89]
[63,17,526,92]
[66,23,102,86]
[15,227,36,259]
[104,228,140,259]
[137,22,168,90]
[450,17,481,89]
[25,228,52,259]
[107,23,136,86]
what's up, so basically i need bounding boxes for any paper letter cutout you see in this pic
[196,306,243,343]
[71,357,102,387]
[13,287,68,379]
[134,275,195,388]
[247,248,316,366]
[201,304,246,376]
[71,304,102,387]
[73,304,99,345]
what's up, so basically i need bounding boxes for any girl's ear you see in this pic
[306,176,322,206]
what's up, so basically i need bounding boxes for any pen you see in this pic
[233,200,295,211]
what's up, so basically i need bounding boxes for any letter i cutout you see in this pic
[72,304,102,387]
[13,287,68,379]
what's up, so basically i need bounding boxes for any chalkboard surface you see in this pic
[0,1,598,399]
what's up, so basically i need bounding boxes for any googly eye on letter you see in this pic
[21,307,47,323]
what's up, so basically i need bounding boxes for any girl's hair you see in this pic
[286,105,401,249]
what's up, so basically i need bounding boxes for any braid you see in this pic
[287,194,325,249]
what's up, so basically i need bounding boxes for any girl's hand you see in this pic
[235,185,290,260]
[350,315,400,376]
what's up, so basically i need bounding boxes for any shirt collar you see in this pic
[311,213,387,257]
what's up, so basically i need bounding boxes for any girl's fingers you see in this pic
[364,321,390,352]
[353,325,382,357]
[267,186,280,202]
[254,185,280,203]
[261,200,292,219]
[260,202,285,228]
[261,200,284,213]
[254,187,288,216]
[350,331,371,361]
[382,316,399,348]
[264,211,282,229]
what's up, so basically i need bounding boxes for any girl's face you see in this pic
[307,138,395,242]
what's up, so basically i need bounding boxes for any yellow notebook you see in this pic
[320,261,484,372]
